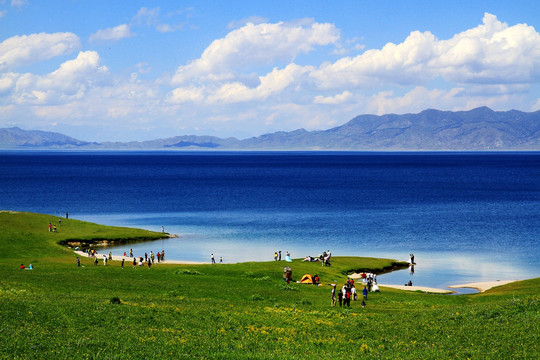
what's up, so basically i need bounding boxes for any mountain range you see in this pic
[1,107,539,151]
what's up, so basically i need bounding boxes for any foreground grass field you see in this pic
[0,211,538,359]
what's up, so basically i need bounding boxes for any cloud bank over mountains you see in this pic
[1,10,540,141]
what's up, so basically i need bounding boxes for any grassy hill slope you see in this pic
[0,211,538,359]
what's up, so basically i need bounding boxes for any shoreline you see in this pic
[377,280,521,294]
[73,250,206,265]
[448,280,519,293]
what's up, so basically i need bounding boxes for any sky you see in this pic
[1,1,540,142]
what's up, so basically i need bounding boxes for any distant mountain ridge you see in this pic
[2,107,539,150]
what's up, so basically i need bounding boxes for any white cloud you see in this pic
[208,63,312,103]
[314,91,353,104]
[0,32,80,71]
[6,51,110,104]
[172,20,340,85]
[311,13,540,90]
[89,24,135,43]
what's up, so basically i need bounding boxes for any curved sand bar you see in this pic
[448,280,518,293]
[379,284,455,294]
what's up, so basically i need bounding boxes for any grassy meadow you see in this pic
[0,211,538,359]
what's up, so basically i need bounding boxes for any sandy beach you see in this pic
[378,284,455,294]
[73,250,205,265]
[448,280,518,293]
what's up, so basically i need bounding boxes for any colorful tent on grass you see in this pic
[299,274,314,284]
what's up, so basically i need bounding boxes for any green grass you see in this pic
[0,211,538,359]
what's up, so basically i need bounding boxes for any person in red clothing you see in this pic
[20,264,25,269]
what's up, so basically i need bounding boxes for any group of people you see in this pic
[302,250,331,266]
[360,272,379,292]
[19,263,33,270]
[273,251,292,262]
[47,222,58,232]
[332,278,369,308]
[79,248,166,269]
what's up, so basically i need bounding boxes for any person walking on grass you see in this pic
[121,258,125,269]
[363,286,368,300]
[331,285,336,306]
[76,257,80,267]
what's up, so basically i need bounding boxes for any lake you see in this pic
[1,151,538,292]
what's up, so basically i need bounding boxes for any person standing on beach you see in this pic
[129,249,133,258]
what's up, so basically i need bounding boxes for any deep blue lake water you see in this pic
[1,151,538,292]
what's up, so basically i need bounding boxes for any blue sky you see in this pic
[1,0,540,141]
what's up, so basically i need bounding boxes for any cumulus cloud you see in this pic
[172,20,340,85]
[89,24,135,43]
[311,13,540,89]
[5,51,110,104]
[314,91,353,104]
[0,32,81,71]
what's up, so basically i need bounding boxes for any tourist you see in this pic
[278,251,281,261]
[351,285,357,301]
[337,289,343,307]
[363,286,368,300]
[331,285,336,306]
[121,258,125,269]
[274,251,278,261]
[109,252,112,261]
[48,223,52,232]
[76,257,80,267]
[220,256,223,263]
[129,249,133,258]
[20,264,25,269]
[211,254,215,264]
